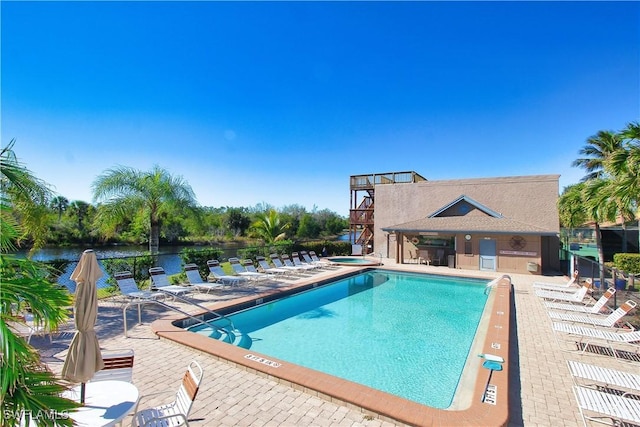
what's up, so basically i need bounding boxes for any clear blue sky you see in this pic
[2,1,639,217]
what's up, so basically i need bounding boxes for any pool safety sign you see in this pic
[244,354,281,368]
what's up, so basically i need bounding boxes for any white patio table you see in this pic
[64,380,139,427]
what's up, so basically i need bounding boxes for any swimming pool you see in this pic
[188,270,488,409]
[153,268,512,426]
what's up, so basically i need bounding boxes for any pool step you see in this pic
[215,328,252,349]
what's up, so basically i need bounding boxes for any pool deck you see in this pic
[34,259,639,426]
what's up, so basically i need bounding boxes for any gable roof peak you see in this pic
[428,194,504,218]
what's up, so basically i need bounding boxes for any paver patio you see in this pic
[32,260,639,426]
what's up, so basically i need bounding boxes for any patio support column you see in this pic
[397,233,403,264]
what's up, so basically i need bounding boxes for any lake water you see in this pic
[12,244,245,292]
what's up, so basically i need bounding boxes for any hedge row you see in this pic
[613,253,640,276]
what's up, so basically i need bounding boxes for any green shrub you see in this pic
[179,247,224,279]
[101,254,156,286]
[613,253,640,275]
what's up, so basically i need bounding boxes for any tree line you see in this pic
[22,164,349,253]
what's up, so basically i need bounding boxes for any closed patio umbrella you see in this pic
[61,249,104,403]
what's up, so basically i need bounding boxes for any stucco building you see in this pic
[351,172,561,275]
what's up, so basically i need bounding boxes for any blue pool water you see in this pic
[190,270,489,408]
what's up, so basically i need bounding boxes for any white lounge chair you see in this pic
[256,256,290,277]
[548,300,636,328]
[543,288,615,314]
[241,259,270,281]
[184,263,225,294]
[228,258,265,281]
[552,322,640,357]
[90,349,134,383]
[114,271,166,336]
[281,254,314,273]
[573,385,640,426]
[299,250,325,268]
[131,360,204,427]
[535,285,590,302]
[149,267,192,297]
[568,360,640,395]
[114,271,165,303]
[270,254,305,274]
[290,252,319,270]
[309,251,337,267]
[533,270,580,291]
[206,260,247,286]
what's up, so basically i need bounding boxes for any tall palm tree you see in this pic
[1,140,78,426]
[67,200,90,231]
[573,127,638,254]
[249,209,289,244]
[571,130,623,181]
[49,196,69,223]
[92,165,198,253]
[608,121,640,252]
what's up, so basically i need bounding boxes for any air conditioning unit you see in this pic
[527,262,538,272]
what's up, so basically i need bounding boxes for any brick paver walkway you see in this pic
[33,261,639,426]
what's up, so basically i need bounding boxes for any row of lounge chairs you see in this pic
[533,271,640,425]
[114,251,339,307]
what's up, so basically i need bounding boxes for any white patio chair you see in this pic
[90,349,134,383]
[131,360,204,427]
[8,312,50,344]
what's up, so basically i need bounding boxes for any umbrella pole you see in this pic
[80,382,86,404]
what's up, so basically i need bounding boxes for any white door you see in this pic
[479,239,497,271]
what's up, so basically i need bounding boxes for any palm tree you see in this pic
[1,140,78,426]
[67,200,90,231]
[1,141,52,249]
[249,209,289,244]
[92,165,198,253]
[571,130,623,181]
[573,128,638,256]
[49,196,69,223]
[608,121,640,252]
[557,183,587,247]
